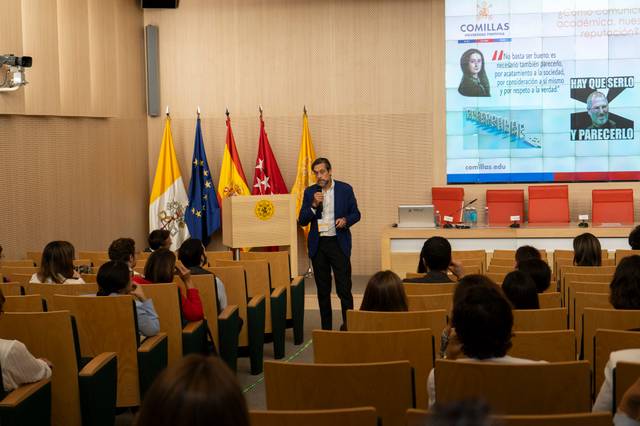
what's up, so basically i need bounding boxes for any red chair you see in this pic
[528,185,569,224]
[432,187,464,224]
[486,189,524,226]
[592,189,634,224]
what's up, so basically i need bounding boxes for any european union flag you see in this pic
[186,115,221,245]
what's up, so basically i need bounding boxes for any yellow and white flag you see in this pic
[291,110,317,238]
[149,115,190,250]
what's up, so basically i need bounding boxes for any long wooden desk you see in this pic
[381,225,633,277]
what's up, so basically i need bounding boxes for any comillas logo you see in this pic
[460,22,510,32]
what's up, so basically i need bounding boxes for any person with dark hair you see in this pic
[0,289,53,391]
[629,226,640,250]
[30,241,85,284]
[298,157,361,331]
[140,249,204,322]
[609,255,640,310]
[147,229,172,252]
[404,236,464,283]
[573,232,602,266]
[96,261,160,337]
[515,245,541,265]
[108,237,148,284]
[516,258,552,293]
[458,48,490,97]
[177,238,227,310]
[502,270,540,309]
[427,275,544,407]
[428,399,494,426]
[135,354,250,426]
[360,270,408,312]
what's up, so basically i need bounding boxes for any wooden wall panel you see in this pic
[87,0,117,116]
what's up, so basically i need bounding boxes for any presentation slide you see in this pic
[446,0,640,183]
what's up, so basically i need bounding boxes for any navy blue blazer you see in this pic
[298,180,361,258]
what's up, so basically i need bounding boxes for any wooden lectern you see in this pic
[222,194,298,276]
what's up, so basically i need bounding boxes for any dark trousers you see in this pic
[311,236,353,330]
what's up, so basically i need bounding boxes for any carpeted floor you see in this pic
[115,275,369,424]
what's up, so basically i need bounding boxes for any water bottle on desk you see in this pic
[469,207,478,227]
[434,210,441,228]
[485,206,489,226]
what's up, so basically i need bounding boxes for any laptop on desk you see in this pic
[398,205,435,228]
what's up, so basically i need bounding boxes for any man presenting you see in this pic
[298,158,360,330]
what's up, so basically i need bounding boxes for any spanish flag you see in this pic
[149,115,190,250]
[217,114,250,205]
[291,110,317,238]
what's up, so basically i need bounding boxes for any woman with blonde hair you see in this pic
[30,241,85,284]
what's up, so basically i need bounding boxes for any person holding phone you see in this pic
[404,236,464,284]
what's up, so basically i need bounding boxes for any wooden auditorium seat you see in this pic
[510,330,576,362]
[250,407,377,426]
[403,282,456,295]
[592,189,634,225]
[0,260,35,267]
[614,362,640,410]
[23,283,98,311]
[574,292,612,346]
[2,295,44,312]
[434,360,591,414]
[0,311,117,426]
[0,374,51,426]
[189,274,240,370]
[615,249,640,265]
[204,250,233,265]
[538,292,562,308]
[407,294,452,312]
[528,185,569,224]
[25,251,42,266]
[512,308,568,331]
[406,409,612,426]
[50,294,167,408]
[0,282,23,296]
[264,360,414,426]
[594,330,640,395]
[582,308,640,366]
[77,251,108,267]
[313,329,434,409]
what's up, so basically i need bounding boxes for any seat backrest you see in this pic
[25,251,42,266]
[313,329,434,409]
[614,362,640,409]
[510,330,576,362]
[51,294,140,407]
[537,292,562,308]
[528,185,569,224]
[488,265,515,273]
[0,260,35,267]
[347,310,447,355]
[240,251,292,318]
[434,360,591,414]
[486,272,507,284]
[432,187,464,223]
[24,283,98,310]
[407,294,452,312]
[77,251,109,267]
[205,250,233,265]
[139,283,183,366]
[452,250,486,272]
[3,295,44,312]
[406,409,612,426]
[80,273,97,283]
[486,189,524,225]
[207,266,249,346]
[403,283,456,295]
[216,259,273,333]
[490,258,518,267]
[615,249,640,265]
[0,311,82,426]
[190,274,220,349]
[0,266,38,280]
[592,189,634,225]
[264,360,414,426]
[250,407,378,426]
[512,308,567,331]
[574,292,612,345]
[583,308,640,369]
[0,282,23,296]
[595,330,640,395]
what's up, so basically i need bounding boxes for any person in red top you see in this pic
[140,248,204,322]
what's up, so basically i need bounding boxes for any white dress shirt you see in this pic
[0,339,51,391]
[316,180,336,237]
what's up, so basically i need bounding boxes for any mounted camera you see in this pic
[0,55,32,68]
[0,54,33,92]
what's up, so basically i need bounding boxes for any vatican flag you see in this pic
[291,109,317,238]
[149,115,190,250]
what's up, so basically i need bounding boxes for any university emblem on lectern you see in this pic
[255,200,275,221]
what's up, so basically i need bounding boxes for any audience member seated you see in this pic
[515,245,542,265]
[617,376,640,425]
[360,270,408,312]
[593,348,640,413]
[573,232,602,266]
[145,229,172,252]
[140,249,204,322]
[177,239,227,310]
[29,241,85,284]
[427,275,545,407]
[516,258,551,293]
[108,237,146,284]
[97,261,160,337]
[0,289,52,391]
[404,236,464,283]
[609,256,640,310]
[502,270,540,309]
[135,354,250,426]
[427,399,493,426]
[630,226,640,250]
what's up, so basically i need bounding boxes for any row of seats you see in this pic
[433,186,635,224]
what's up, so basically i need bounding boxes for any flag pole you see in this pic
[302,104,314,278]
